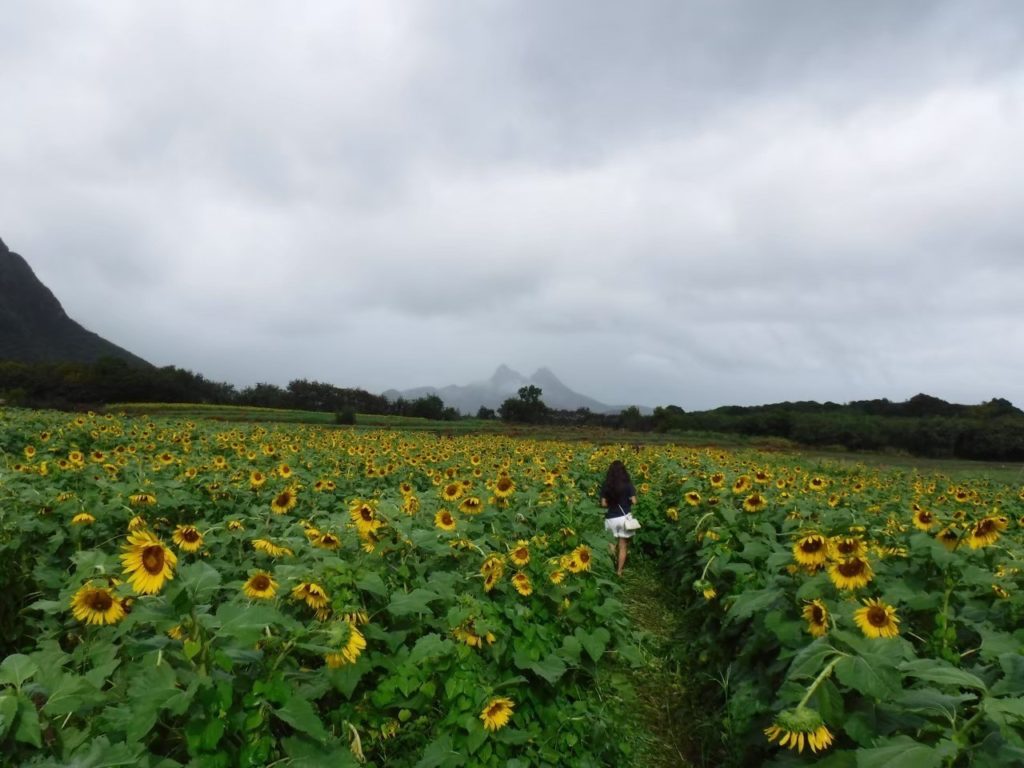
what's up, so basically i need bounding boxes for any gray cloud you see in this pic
[2,1,1023,410]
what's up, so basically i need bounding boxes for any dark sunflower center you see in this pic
[182,529,199,542]
[976,520,994,535]
[837,540,857,554]
[275,493,291,506]
[579,550,590,563]
[252,575,271,591]
[497,479,512,491]
[800,538,824,553]
[867,606,888,626]
[89,590,114,611]
[360,508,373,521]
[142,545,165,574]
[838,559,866,577]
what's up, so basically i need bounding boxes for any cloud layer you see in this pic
[2,1,1022,409]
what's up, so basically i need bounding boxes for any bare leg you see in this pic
[616,537,628,576]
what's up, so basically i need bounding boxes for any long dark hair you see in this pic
[601,460,632,505]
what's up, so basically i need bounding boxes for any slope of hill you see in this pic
[384,364,649,415]
[0,237,149,367]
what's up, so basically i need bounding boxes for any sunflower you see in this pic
[172,525,204,553]
[440,482,463,502]
[292,581,330,611]
[853,598,900,638]
[792,534,829,568]
[508,541,530,567]
[249,470,268,489]
[129,492,157,507]
[808,477,827,492]
[828,536,866,561]
[764,707,833,754]
[70,583,126,626]
[567,545,592,573]
[827,557,874,590]
[912,508,936,531]
[434,510,457,532]
[802,600,829,637]
[709,473,725,489]
[277,463,293,479]
[480,697,515,732]
[511,572,533,596]
[227,519,245,532]
[459,496,483,515]
[665,507,680,521]
[314,531,342,550]
[71,512,95,525]
[549,569,566,585]
[732,475,752,494]
[399,481,414,496]
[493,476,515,499]
[935,526,961,551]
[968,516,1008,549]
[121,530,177,594]
[743,493,767,513]
[350,500,382,533]
[252,538,294,558]
[270,488,298,515]
[243,572,278,600]
[402,495,420,516]
[325,621,366,667]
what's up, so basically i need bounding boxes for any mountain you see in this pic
[0,236,150,367]
[383,365,650,415]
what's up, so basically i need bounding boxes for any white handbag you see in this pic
[619,505,641,531]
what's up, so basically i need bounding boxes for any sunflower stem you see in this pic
[796,654,845,711]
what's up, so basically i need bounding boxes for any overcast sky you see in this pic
[2,1,1023,410]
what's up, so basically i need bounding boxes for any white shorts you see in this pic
[604,515,635,539]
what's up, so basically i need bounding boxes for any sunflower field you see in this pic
[1,408,1023,767]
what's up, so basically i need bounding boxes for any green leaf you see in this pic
[355,572,388,598]
[387,589,440,617]
[178,561,222,603]
[0,654,38,688]
[786,638,839,681]
[992,653,1024,697]
[0,694,17,740]
[855,735,946,768]
[183,639,202,660]
[414,734,460,768]
[282,735,359,768]
[64,736,142,767]
[407,633,453,666]
[726,587,783,621]
[892,687,975,716]
[14,694,41,748]
[899,659,987,692]
[526,654,566,684]
[985,696,1024,722]
[42,673,98,716]
[212,602,280,646]
[836,655,900,699]
[575,627,610,663]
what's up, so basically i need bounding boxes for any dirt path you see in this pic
[615,559,704,768]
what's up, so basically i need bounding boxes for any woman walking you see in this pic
[600,460,638,576]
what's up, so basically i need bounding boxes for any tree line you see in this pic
[2,359,1022,461]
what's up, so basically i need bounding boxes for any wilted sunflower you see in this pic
[71,512,96,525]
[227,519,245,532]
[764,707,833,754]
[121,530,177,594]
[480,697,515,732]
[511,572,533,596]
[508,541,530,567]
[792,534,829,568]
[172,525,204,553]
[665,507,680,521]
[853,597,900,638]
[70,583,125,625]
[402,495,420,516]
[567,545,592,573]
[129,492,157,507]
[291,581,330,611]
[270,488,298,515]
[743,493,767,513]
[252,538,294,558]
[434,510,457,532]
[802,600,829,637]
[968,516,1008,549]
[325,621,366,667]
[243,572,278,600]
[827,557,874,590]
